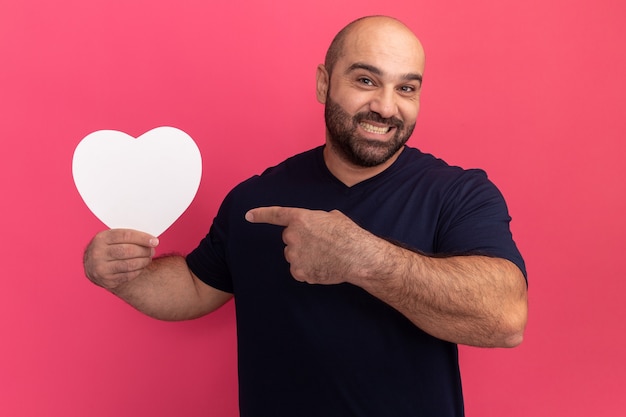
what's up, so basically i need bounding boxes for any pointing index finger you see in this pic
[245,206,299,226]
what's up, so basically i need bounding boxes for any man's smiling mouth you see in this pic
[359,122,393,134]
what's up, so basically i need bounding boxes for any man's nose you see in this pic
[369,87,398,119]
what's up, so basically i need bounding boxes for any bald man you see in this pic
[84,16,527,416]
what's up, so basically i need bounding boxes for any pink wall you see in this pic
[1,0,625,415]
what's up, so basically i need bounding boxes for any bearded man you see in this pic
[84,15,528,417]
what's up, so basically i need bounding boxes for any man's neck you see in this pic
[322,142,404,187]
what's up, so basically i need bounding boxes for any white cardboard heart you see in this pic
[72,126,202,237]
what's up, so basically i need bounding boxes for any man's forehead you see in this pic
[338,41,425,78]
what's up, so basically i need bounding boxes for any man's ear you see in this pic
[316,64,329,104]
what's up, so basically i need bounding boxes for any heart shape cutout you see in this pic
[72,126,202,236]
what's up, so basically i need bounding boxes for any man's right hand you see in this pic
[83,229,159,291]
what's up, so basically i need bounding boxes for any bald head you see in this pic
[324,16,425,77]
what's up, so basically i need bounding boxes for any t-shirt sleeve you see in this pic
[436,169,527,279]
[186,193,235,294]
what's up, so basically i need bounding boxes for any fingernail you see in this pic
[245,211,254,222]
[150,238,159,247]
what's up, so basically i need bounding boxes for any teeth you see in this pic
[360,122,391,134]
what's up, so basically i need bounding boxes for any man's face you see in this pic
[317,21,425,168]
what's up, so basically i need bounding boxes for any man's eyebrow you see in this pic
[345,62,383,76]
[345,62,423,84]
[404,72,423,84]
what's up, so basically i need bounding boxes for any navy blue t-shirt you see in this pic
[187,146,526,417]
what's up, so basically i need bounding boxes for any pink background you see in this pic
[1,0,625,416]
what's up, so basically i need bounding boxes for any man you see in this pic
[84,16,528,416]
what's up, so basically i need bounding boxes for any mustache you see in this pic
[353,111,404,129]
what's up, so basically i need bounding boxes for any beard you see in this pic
[324,95,415,167]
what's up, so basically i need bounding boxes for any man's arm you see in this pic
[356,247,527,347]
[84,229,232,321]
[246,207,527,348]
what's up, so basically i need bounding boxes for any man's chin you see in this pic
[349,142,402,167]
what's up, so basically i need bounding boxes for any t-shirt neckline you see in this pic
[314,145,408,192]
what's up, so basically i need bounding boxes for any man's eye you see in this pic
[400,85,415,93]
[359,77,374,86]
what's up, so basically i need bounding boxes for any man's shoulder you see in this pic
[399,146,488,184]
[225,146,325,204]
[258,146,322,178]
